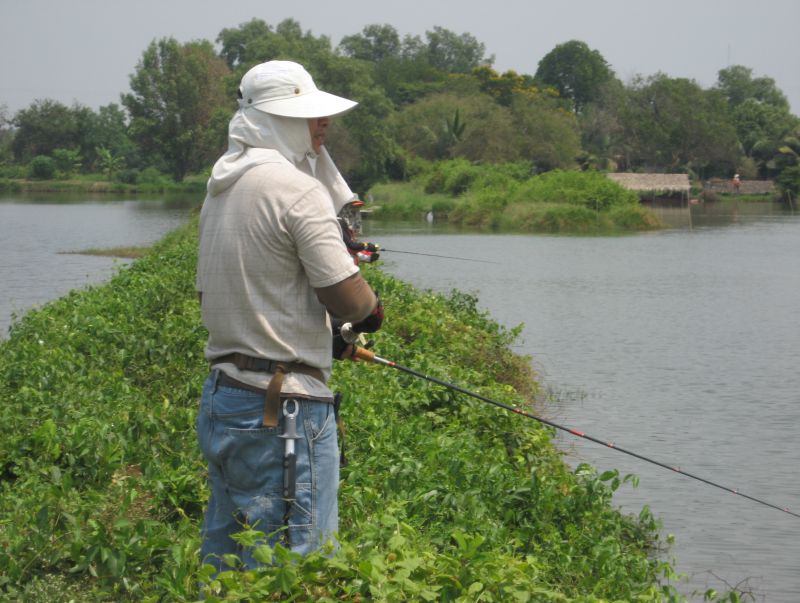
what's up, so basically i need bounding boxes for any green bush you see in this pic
[414,165,656,232]
[776,165,800,197]
[369,181,455,220]
[510,170,639,210]
[483,160,536,183]
[0,164,26,179]
[375,168,663,234]
[423,159,481,195]
[470,187,517,212]
[0,220,677,600]
[117,168,141,185]
[609,205,662,230]
[136,166,168,186]
[449,200,496,227]
[496,202,661,234]
[420,160,534,199]
[535,204,607,233]
[52,148,82,178]
[28,155,56,180]
[468,167,531,212]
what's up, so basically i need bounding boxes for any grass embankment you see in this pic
[0,220,679,601]
[0,174,207,195]
[369,161,662,234]
[58,247,151,259]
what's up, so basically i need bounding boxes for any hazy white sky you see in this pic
[1,0,798,115]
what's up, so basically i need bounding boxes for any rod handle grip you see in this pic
[353,346,375,362]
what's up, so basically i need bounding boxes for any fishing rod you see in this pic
[349,344,800,520]
[379,248,499,264]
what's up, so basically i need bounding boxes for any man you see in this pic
[196,60,383,571]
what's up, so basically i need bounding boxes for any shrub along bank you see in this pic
[0,170,208,195]
[0,220,680,601]
[370,161,662,233]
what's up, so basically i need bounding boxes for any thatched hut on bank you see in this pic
[606,173,691,205]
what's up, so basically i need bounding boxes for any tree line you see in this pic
[1,18,798,196]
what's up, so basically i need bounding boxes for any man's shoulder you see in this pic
[246,161,322,197]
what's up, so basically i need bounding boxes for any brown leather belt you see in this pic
[212,353,326,428]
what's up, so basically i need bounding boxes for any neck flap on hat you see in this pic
[207,107,311,196]
[207,107,358,212]
[304,146,359,214]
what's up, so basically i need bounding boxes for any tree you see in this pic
[618,74,740,175]
[95,146,125,180]
[750,124,800,180]
[716,65,789,111]
[732,98,797,156]
[79,103,139,170]
[0,104,13,164]
[316,54,398,192]
[510,94,581,171]
[535,40,615,114]
[217,18,333,71]
[577,79,627,170]
[123,38,231,181]
[715,65,799,179]
[391,91,517,162]
[338,24,446,106]
[776,165,800,200]
[339,24,402,63]
[420,26,494,73]
[11,99,81,162]
[472,66,539,107]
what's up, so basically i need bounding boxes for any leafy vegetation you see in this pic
[534,40,615,114]
[28,155,56,180]
[371,161,660,233]
[0,220,682,601]
[1,19,798,201]
[123,38,230,182]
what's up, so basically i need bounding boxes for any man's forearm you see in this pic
[315,273,376,323]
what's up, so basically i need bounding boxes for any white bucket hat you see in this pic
[238,60,357,118]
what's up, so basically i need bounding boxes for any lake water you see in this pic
[1,196,798,601]
[0,194,198,337]
[363,203,800,602]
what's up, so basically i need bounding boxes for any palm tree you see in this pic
[95,146,125,181]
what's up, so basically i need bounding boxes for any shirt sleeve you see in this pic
[285,184,359,289]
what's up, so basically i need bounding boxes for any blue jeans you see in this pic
[196,370,339,571]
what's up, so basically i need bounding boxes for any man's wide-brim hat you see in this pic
[238,60,357,119]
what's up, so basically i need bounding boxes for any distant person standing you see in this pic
[733,173,741,194]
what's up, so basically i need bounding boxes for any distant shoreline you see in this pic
[0,177,206,195]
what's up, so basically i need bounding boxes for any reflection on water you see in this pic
[366,201,800,602]
[0,195,199,337]
[649,198,795,230]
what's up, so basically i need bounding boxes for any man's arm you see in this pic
[315,272,376,323]
[319,273,384,360]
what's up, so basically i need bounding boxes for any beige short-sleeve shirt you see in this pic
[197,159,359,399]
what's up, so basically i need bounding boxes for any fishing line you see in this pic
[353,346,800,519]
[380,248,499,264]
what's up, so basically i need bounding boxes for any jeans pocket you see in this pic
[305,402,334,442]
[219,426,282,494]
